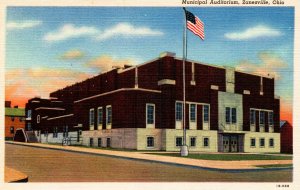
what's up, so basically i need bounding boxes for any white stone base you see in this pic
[40,131,81,145]
[244,132,280,153]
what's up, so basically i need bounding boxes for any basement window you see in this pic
[147,137,154,148]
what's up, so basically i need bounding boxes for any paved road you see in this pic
[5,143,292,182]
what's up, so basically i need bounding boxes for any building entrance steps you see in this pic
[6,141,292,171]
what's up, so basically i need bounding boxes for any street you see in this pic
[5,143,292,182]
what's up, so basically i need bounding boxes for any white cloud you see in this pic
[85,54,137,72]
[7,20,42,30]
[96,22,163,41]
[44,23,163,43]
[224,25,282,40]
[60,49,85,60]
[236,52,287,80]
[44,24,99,42]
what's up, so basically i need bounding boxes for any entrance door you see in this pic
[107,138,111,148]
[230,136,238,152]
[223,136,230,152]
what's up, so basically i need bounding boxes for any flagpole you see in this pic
[181,7,188,157]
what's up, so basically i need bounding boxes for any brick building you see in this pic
[5,101,25,140]
[25,52,281,152]
[280,121,293,154]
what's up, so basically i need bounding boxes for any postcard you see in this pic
[0,0,299,190]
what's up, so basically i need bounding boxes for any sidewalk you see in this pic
[6,141,292,171]
[5,167,28,182]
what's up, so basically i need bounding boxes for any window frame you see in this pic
[259,138,265,147]
[225,107,231,124]
[10,126,14,134]
[97,107,103,126]
[146,136,155,148]
[269,138,274,148]
[37,115,40,124]
[98,138,102,147]
[146,104,155,125]
[268,112,274,126]
[231,108,237,124]
[27,110,32,118]
[203,137,209,148]
[175,137,183,147]
[89,108,95,126]
[175,102,183,121]
[250,138,256,147]
[189,104,196,123]
[250,109,256,125]
[203,105,209,123]
[106,105,112,125]
[90,138,94,147]
[259,111,265,125]
[190,137,196,147]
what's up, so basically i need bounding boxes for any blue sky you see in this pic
[5,7,294,121]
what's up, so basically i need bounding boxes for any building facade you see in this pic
[280,120,293,154]
[5,101,25,140]
[25,52,280,152]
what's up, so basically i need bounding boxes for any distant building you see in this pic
[280,120,293,154]
[5,101,25,140]
[25,52,281,152]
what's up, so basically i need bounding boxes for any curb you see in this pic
[6,142,293,173]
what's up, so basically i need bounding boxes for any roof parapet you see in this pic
[159,51,176,58]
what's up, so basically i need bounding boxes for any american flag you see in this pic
[185,10,204,40]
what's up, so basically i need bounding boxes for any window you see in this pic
[37,115,40,123]
[106,138,111,147]
[190,137,196,147]
[106,106,112,125]
[89,108,95,126]
[176,137,183,147]
[203,137,209,147]
[11,116,15,122]
[231,108,236,124]
[203,105,209,123]
[97,107,103,125]
[225,107,231,123]
[250,138,256,147]
[259,111,265,125]
[19,117,24,122]
[27,110,32,118]
[147,137,154,148]
[90,138,94,147]
[98,138,102,147]
[269,138,274,147]
[175,102,183,121]
[226,107,237,124]
[146,104,155,124]
[269,112,274,126]
[260,138,265,147]
[27,123,32,131]
[53,127,58,138]
[10,127,14,134]
[190,104,196,122]
[250,110,256,125]
[63,126,68,137]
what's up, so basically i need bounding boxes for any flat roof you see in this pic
[5,108,25,116]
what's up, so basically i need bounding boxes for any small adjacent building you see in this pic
[25,52,281,152]
[5,101,25,140]
[280,120,293,154]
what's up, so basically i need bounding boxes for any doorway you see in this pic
[222,135,238,152]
